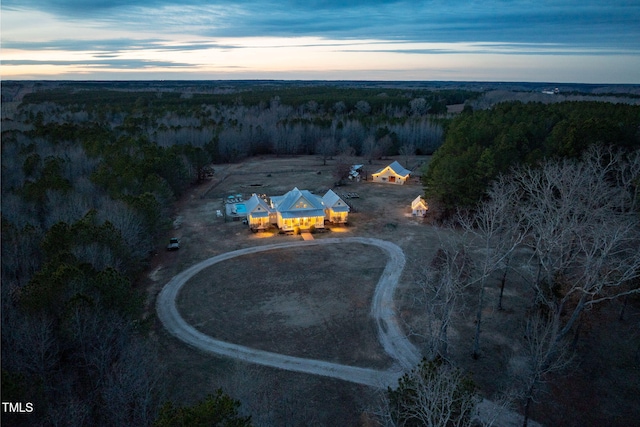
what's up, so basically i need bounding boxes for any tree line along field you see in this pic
[1,80,640,426]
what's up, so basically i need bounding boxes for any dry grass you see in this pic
[176,244,392,368]
[144,154,640,426]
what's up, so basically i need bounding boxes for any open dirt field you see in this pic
[145,155,640,426]
[177,243,390,367]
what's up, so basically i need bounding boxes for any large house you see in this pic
[371,161,411,184]
[269,187,327,231]
[245,188,350,231]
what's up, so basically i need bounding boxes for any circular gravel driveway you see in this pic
[156,237,421,388]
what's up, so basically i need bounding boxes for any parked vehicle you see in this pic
[166,237,180,251]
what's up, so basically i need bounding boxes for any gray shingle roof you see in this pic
[272,187,325,218]
[245,193,273,217]
[374,161,411,177]
[323,189,350,212]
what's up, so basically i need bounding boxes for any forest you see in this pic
[423,101,640,212]
[1,80,639,426]
[0,81,471,426]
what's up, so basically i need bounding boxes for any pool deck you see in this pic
[225,202,248,218]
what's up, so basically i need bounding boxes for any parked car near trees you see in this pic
[166,237,180,251]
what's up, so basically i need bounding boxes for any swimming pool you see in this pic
[235,203,247,214]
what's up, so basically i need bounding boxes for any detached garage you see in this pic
[371,161,411,184]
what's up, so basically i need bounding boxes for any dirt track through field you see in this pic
[156,237,421,388]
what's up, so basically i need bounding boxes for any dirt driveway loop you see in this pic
[156,237,421,388]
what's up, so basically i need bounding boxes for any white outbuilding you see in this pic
[371,161,411,184]
[411,195,429,217]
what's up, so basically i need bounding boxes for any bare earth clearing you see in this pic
[177,243,390,368]
[145,155,640,426]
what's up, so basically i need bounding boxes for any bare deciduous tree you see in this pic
[377,135,393,159]
[411,228,471,360]
[97,197,150,261]
[509,312,574,427]
[409,98,429,116]
[389,119,443,155]
[363,135,381,164]
[1,217,43,286]
[459,175,527,358]
[513,146,640,344]
[101,338,166,426]
[378,357,479,427]
[355,100,372,115]
[317,137,336,166]
[333,156,353,185]
[2,308,59,381]
[398,143,415,169]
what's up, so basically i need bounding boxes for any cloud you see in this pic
[3,0,639,82]
[338,42,639,57]
[4,1,639,50]
[2,58,196,68]
[1,38,240,53]
[3,0,398,14]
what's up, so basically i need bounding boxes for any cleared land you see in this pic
[177,243,389,367]
[146,155,640,426]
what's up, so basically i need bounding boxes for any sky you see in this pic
[2,1,640,83]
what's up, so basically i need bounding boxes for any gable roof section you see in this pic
[412,195,428,209]
[350,164,364,178]
[323,189,350,212]
[245,194,273,218]
[374,161,411,177]
[273,187,325,218]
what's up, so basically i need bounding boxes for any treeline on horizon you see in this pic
[1,82,639,425]
[21,84,476,113]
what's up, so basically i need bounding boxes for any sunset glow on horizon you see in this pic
[2,1,639,83]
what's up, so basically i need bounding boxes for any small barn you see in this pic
[411,195,429,216]
[270,187,326,231]
[349,164,364,181]
[245,194,274,230]
[323,189,350,224]
[371,161,411,184]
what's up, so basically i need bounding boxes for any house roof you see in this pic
[373,161,411,177]
[323,189,350,212]
[350,164,363,178]
[272,187,325,218]
[249,211,270,218]
[245,194,273,217]
[412,195,428,209]
[280,210,325,218]
[329,205,350,213]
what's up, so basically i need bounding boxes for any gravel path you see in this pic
[156,237,421,388]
